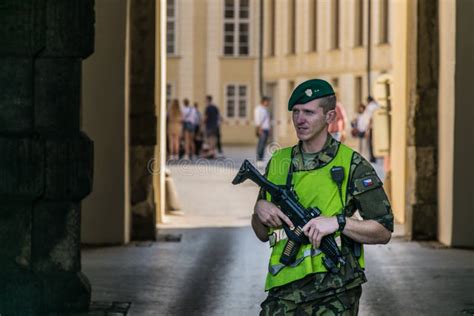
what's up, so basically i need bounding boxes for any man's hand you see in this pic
[302,216,339,249]
[254,199,294,229]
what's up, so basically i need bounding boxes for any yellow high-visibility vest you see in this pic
[265,144,365,291]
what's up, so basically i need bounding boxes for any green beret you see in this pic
[288,79,335,110]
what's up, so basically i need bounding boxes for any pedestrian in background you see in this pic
[365,96,379,162]
[254,96,271,165]
[167,99,182,160]
[328,101,347,142]
[356,96,379,162]
[182,98,198,160]
[216,114,224,158]
[193,102,203,157]
[351,103,366,153]
[204,95,220,159]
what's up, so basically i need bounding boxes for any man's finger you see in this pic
[266,217,278,228]
[303,223,312,236]
[303,225,310,237]
[260,214,273,227]
[256,213,266,224]
[313,231,321,249]
[309,226,318,243]
[303,222,311,234]
[272,215,282,227]
[315,234,323,249]
[276,209,294,229]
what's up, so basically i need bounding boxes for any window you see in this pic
[330,0,340,49]
[309,0,318,52]
[354,0,364,47]
[268,0,276,56]
[354,76,363,112]
[166,0,176,55]
[379,0,389,44]
[166,83,173,107]
[223,0,250,56]
[226,84,248,118]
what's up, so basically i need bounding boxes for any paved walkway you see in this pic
[82,145,474,316]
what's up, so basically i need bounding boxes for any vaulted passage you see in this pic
[1,1,474,315]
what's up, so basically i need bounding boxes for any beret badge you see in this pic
[305,89,313,97]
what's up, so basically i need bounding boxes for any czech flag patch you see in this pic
[362,178,374,187]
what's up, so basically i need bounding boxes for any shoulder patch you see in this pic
[353,175,382,195]
[362,177,374,187]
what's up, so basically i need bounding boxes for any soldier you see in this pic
[252,79,393,315]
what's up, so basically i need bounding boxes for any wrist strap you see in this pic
[336,214,346,232]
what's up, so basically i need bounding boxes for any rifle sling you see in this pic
[285,156,294,191]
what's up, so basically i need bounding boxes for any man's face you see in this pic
[292,99,332,142]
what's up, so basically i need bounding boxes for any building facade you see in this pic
[263,0,391,146]
[167,0,391,146]
[165,0,474,248]
[167,0,261,144]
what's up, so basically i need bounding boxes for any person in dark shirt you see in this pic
[204,95,220,158]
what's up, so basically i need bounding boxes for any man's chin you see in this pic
[296,133,309,141]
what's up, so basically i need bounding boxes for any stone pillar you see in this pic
[451,0,474,247]
[81,0,129,244]
[129,0,157,240]
[155,0,167,225]
[438,0,474,247]
[387,0,417,227]
[407,0,439,240]
[0,1,94,314]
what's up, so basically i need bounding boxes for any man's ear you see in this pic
[326,110,336,124]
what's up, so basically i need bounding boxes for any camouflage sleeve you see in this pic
[256,158,272,201]
[347,152,394,232]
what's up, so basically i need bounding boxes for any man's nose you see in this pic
[295,113,305,124]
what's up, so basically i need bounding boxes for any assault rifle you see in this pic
[232,159,345,273]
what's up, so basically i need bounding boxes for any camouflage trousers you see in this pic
[259,285,362,316]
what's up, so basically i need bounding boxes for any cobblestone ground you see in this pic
[82,145,474,316]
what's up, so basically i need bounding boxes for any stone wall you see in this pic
[408,0,439,240]
[0,0,94,314]
[129,0,157,240]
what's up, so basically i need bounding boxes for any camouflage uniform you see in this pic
[258,136,393,315]
[260,285,362,316]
